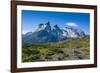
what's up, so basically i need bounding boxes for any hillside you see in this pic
[22,35,90,62]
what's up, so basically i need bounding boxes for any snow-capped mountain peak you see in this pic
[36,21,51,32]
[36,23,46,31]
[63,27,85,38]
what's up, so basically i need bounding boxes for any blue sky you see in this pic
[22,10,90,34]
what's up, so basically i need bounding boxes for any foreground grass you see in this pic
[22,36,90,62]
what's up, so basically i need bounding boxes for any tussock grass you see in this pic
[22,36,90,62]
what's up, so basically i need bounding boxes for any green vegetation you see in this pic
[22,36,90,62]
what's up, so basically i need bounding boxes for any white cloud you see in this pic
[66,22,78,27]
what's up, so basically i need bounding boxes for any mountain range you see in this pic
[22,22,85,44]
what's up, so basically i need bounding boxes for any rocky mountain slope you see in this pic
[23,22,85,44]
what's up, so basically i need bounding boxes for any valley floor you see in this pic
[22,36,90,62]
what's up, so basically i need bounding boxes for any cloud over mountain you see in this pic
[66,22,78,27]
